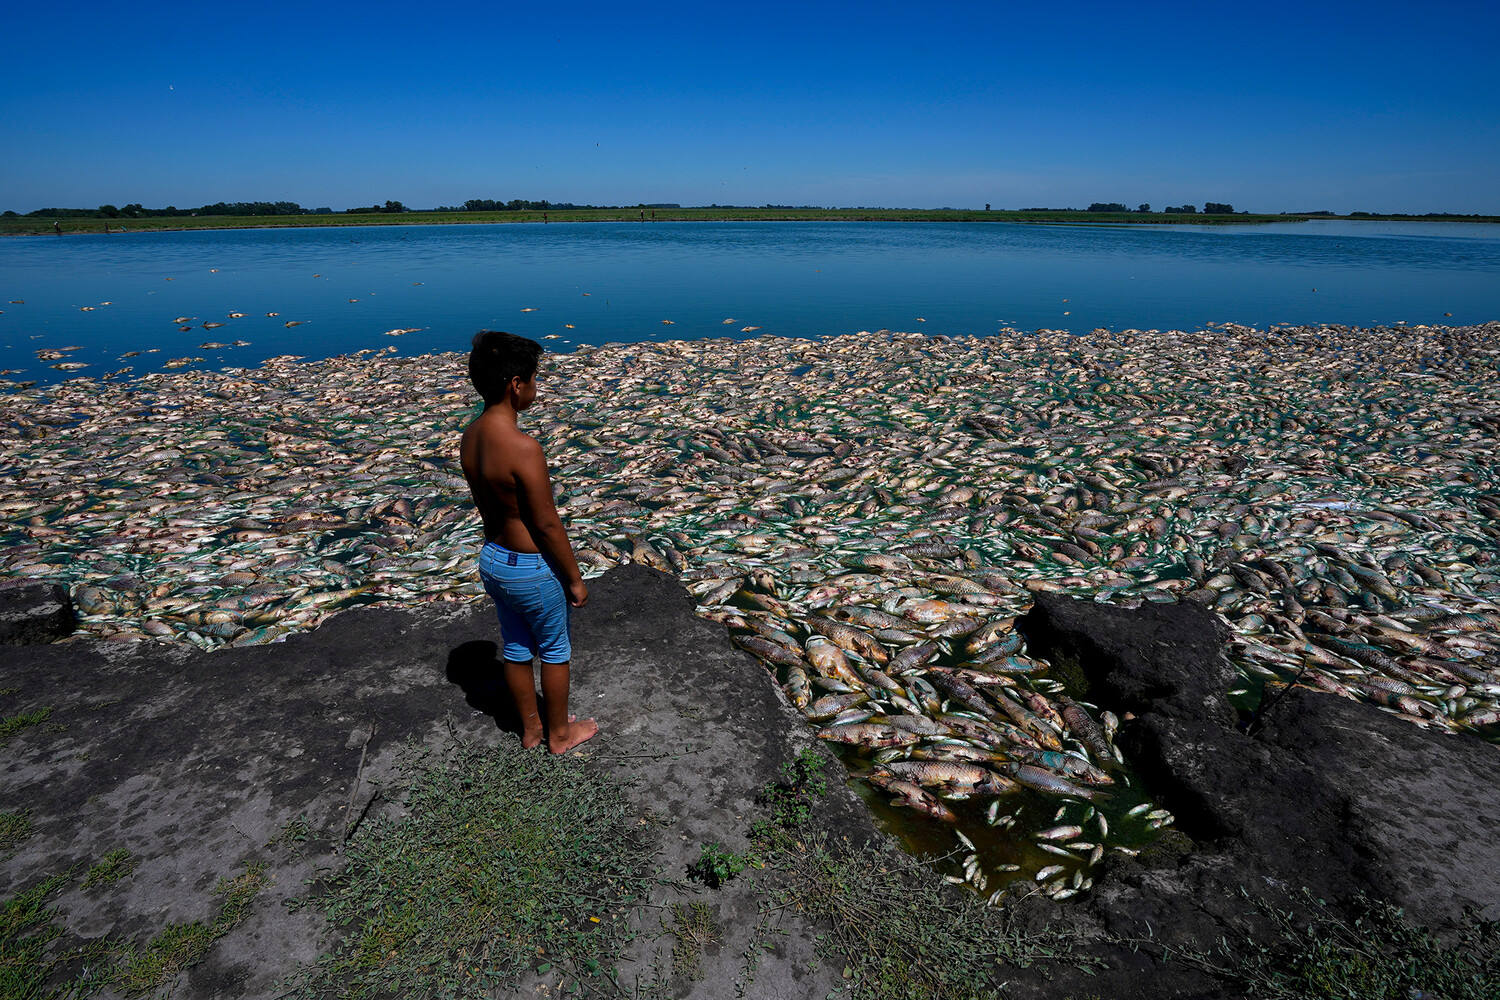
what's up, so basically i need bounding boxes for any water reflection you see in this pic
[1,220,1496,386]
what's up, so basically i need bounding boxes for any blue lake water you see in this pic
[2,219,1498,386]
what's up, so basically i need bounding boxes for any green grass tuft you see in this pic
[0,870,72,999]
[112,861,269,994]
[0,706,52,748]
[212,862,270,934]
[667,902,721,982]
[283,735,656,998]
[82,849,138,890]
[113,922,216,994]
[0,811,33,857]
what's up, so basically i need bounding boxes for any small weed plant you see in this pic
[688,842,747,888]
[749,747,828,847]
[266,813,312,852]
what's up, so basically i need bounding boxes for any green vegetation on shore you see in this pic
[732,760,1094,1000]
[7,206,1498,236]
[282,735,657,999]
[0,707,52,748]
[1162,889,1500,1000]
[0,857,266,998]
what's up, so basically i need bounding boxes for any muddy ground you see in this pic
[2,567,1497,998]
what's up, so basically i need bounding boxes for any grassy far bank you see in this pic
[7,207,1500,236]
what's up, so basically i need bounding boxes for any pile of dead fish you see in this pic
[4,322,1499,901]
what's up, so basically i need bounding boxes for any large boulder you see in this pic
[1018,592,1500,945]
[0,581,76,644]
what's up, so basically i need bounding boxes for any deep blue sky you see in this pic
[4,1,1497,214]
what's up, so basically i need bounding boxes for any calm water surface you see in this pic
[2,220,1497,386]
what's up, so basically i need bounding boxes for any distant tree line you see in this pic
[1078,202,1237,214]
[345,200,408,213]
[15,202,334,218]
[1347,211,1491,219]
[451,199,601,212]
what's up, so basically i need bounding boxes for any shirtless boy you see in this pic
[461,330,598,754]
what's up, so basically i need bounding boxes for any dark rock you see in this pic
[1019,592,1500,955]
[1019,591,1237,724]
[0,580,75,644]
[1256,686,1500,931]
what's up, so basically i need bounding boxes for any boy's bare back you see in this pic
[460,385,587,610]
[460,409,549,553]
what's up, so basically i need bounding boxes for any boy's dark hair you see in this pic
[469,330,543,404]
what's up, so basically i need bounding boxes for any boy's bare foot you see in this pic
[548,717,599,755]
[521,724,545,750]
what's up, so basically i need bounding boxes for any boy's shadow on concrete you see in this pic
[445,640,525,737]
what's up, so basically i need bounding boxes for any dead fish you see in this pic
[867,774,958,822]
[818,723,921,749]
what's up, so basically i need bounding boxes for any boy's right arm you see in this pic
[511,436,588,607]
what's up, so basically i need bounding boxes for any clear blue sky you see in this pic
[4,0,1497,214]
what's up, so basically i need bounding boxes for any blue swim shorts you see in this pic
[478,541,572,664]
